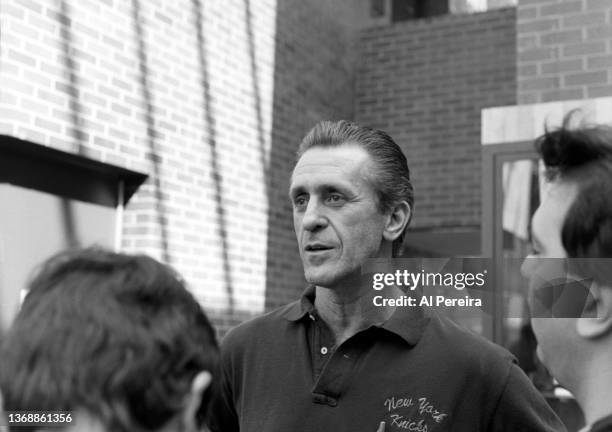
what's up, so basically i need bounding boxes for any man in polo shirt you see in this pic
[521,120,612,432]
[210,120,564,432]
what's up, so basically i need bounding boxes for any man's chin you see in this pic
[303,267,338,288]
[535,344,559,381]
[304,273,334,288]
[535,344,546,366]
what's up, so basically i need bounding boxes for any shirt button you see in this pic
[309,314,315,321]
[321,347,328,355]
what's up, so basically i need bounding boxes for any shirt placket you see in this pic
[308,312,336,380]
[310,328,372,408]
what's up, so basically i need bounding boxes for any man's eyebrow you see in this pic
[288,181,353,198]
[288,185,305,198]
[321,184,349,195]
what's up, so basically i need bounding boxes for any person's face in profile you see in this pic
[521,181,580,380]
[290,144,389,289]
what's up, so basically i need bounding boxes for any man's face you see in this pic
[289,144,389,289]
[521,181,580,382]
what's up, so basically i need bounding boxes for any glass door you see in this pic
[481,141,585,431]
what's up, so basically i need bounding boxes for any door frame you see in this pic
[481,140,536,344]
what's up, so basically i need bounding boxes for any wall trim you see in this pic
[481,97,612,146]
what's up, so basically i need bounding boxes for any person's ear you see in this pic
[576,282,612,339]
[181,371,212,432]
[383,201,411,242]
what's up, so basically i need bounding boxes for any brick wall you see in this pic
[356,8,517,229]
[0,0,362,334]
[263,0,366,311]
[517,0,612,103]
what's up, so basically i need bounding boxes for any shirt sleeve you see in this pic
[488,363,567,432]
[208,348,240,432]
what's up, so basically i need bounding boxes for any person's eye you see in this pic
[325,193,345,205]
[293,195,308,210]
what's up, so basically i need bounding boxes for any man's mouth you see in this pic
[305,244,333,252]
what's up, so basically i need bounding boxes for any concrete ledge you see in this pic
[481,97,612,145]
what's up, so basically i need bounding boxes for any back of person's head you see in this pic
[536,114,612,280]
[0,248,219,432]
[297,120,414,257]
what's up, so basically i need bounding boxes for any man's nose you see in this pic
[302,199,328,231]
[521,255,536,278]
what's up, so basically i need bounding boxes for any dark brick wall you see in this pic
[356,8,517,230]
[264,0,365,313]
[517,0,612,103]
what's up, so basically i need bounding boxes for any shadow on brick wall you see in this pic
[58,0,82,248]
[132,0,171,264]
[264,0,310,313]
[191,0,236,313]
[263,0,360,312]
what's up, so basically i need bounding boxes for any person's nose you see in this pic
[302,198,328,232]
[521,255,536,279]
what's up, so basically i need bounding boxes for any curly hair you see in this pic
[535,113,612,281]
[0,248,219,432]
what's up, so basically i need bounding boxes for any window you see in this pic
[381,0,517,23]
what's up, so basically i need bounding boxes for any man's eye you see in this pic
[326,193,345,205]
[293,196,308,209]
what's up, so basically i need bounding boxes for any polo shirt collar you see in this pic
[378,299,428,345]
[281,285,428,346]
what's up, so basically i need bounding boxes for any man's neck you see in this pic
[574,362,612,426]
[314,283,404,345]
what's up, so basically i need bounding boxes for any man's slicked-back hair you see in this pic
[0,248,219,432]
[297,120,414,257]
[535,113,612,279]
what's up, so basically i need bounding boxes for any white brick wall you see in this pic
[0,0,363,333]
[0,0,276,319]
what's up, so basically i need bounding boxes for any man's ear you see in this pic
[576,282,612,339]
[181,371,212,432]
[382,201,411,242]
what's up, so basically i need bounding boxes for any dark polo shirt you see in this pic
[210,287,565,432]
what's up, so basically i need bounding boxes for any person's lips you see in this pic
[304,243,334,252]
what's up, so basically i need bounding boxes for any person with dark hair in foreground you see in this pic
[210,120,564,432]
[0,248,219,432]
[522,117,612,432]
